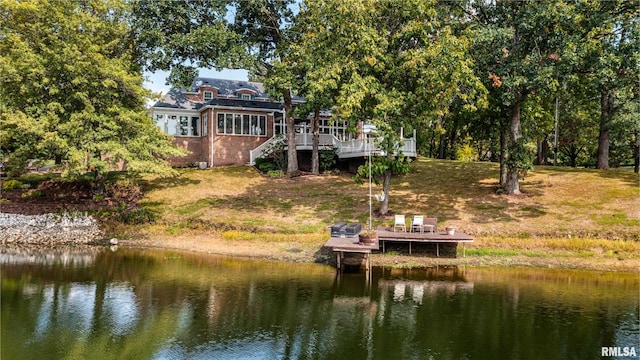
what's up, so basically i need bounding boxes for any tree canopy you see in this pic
[0,0,185,180]
[283,0,485,213]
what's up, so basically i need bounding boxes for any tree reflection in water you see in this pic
[1,247,637,360]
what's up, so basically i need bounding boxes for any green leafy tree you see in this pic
[295,0,484,214]
[569,1,639,170]
[0,0,185,182]
[465,0,581,194]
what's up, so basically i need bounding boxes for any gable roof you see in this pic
[152,77,304,111]
[192,78,268,97]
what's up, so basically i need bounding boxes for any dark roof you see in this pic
[191,78,267,97]
[153,77,303,110]
[192,77,305,102]
[205,97,284,110]
[153,90,200,110]
[153,91,284,111]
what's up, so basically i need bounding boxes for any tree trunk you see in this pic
[283,88,299,176]
[448,122,458,160]
[634,130,639,174]
[499,127,508,186]
[429,131,436,158]
[380,141,393,215]
[311,108,320,175]
[438,134,446,159]
[380,167,391,216]
[504,99,522,195]
[535,141,542,165]
[596,90,613,170]
[536,139,549,165]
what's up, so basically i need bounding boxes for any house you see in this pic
[151,77,416,169]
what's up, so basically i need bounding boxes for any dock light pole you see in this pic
[363,123,377,231]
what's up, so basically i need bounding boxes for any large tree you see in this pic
[0,0,184,181]
[466,0,577,194]
[295,0,484,214]
[132,0,302,175]
[571,1,639,170]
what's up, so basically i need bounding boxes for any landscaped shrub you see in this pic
[319,147,338,171]
[456,143,477,162]
[105,179,142,201]
[259,135,287,171]
[254,157,276,173]
[2,179,23,190]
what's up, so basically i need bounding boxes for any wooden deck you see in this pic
[324,226,474,263]
[324,236,379,271]
[376,227,474,256]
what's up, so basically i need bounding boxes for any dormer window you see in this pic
[240,94,252,100]
[203,91,213,101]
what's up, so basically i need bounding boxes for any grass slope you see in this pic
[120,158,639,271]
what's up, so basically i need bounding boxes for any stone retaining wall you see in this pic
[0,213,102,245]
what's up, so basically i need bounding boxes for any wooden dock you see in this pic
[375,227,474,256]
[324,226,474,271]
[324,236,379,271]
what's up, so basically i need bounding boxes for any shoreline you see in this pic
[1,212,637,273]
[117,234,640,273]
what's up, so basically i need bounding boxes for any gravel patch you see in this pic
[0,212,102,245]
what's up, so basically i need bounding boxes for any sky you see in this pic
[143,68,250,95]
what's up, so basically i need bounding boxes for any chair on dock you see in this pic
[411,215,424,233]
[423,217,437,233]
[394,215,406,232]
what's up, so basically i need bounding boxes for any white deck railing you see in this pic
[248,133,416,165]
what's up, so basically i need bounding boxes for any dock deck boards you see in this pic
[324,227,474,259]
[375,227,473,256]
[324,236,379,253]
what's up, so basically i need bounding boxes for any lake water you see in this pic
[1,247,638,360]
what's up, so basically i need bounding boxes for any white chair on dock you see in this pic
[411,215,424,233]
[394,215,406,232]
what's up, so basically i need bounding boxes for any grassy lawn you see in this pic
[119,158,638,270]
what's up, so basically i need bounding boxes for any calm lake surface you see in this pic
[1,247,638,360]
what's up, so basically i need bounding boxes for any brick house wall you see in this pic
[211,112,274,166]
[171,137,205,166]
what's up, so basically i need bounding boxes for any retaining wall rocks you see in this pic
[0,213,102,245]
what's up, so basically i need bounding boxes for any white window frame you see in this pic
[216,112,266,136]
[203,91,213,101]
[154,112,200,137]
[202,113,208,136]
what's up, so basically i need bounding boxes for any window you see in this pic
[203,91,213,101]
[166,115,178,136]
[216,112,266,136]
[225,113,233,134]
[191,116,200,136]
[217,113,225,134]
[240,94,252,100]
[155,114,164,131]
[233,114,242,134]
[242,115,250,134]
[154,113,200,136]
[179,116,189,135]
[202,114,208,136]
[251,115,265,135]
